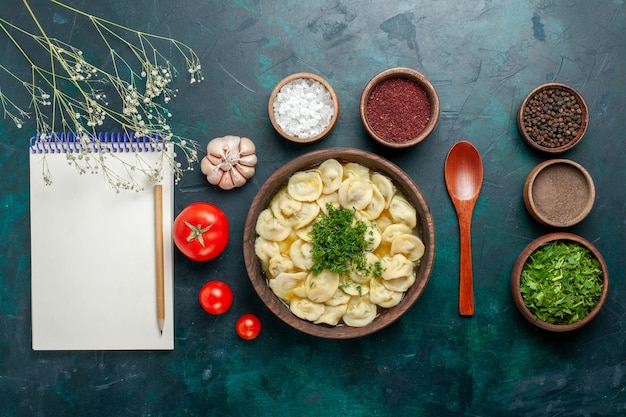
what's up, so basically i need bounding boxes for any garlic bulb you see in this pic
[201,135,257,190]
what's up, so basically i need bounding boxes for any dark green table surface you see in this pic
[1,1,625,416]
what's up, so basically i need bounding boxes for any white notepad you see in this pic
[29,133,174,350]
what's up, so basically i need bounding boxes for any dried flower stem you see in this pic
[0,0,204,191]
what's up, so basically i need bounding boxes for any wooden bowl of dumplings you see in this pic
[243,148,436,338]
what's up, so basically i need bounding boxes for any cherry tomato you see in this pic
[199,281,233,315]
[236,314,261,340]
[173,202,228,261]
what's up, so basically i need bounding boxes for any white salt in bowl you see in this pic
[268,72,340,144]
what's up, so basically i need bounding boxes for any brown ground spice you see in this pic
[366,77,431,143]
[531,164,590,223]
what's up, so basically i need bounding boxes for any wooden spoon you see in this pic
[444,141,484,316]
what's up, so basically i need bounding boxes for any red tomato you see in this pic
[199,281,233,315]
[236,314,261,340]
[173,202,228,261]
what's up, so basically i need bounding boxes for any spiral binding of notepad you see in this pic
[29,132,167,154]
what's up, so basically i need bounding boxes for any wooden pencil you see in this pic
[154,184,165,334]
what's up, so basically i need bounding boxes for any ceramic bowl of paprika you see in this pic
[360,67,440,149]
[511,232,608,332]
[268,72,340,144]
[517,83,589,154]
[242,147,436,339]
[523,159,595,228]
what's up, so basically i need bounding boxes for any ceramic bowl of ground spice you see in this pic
[269,72,339,144]
[523,159,595,228]
[360,67,440,148]
[517,83,589,153]
[511,232,608,332]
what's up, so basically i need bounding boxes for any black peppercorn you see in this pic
[522,87,585,149]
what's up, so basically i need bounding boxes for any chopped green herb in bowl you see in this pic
[309,204,382,277]
[511,233,609,332]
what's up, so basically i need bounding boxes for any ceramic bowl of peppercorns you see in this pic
[517,83,589,154]
[360,67,440,149]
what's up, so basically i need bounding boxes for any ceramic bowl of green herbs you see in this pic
[511,232,608,332]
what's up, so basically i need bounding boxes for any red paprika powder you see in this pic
[366,77,431,143]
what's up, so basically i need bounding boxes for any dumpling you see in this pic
[269,271,307,301]
[294,224,313,242]
[340,279,369,296]
[317,192,340,215]
[314,304,348,326]
[256,208,292,241]
[287,170,323,202]
[338,177,373,210]
[369,277,404,308]
[305,270,340,303]
[289,239,314,271]
[348,252,380,284]
[381,272,416,292]
[318,159,343,194]
[268,254,294,277]
[374,213,393,232]
[342,162,370,179]
[292,202,320,229]
[380,254,414,280]
[388,195,417,229]
[290,298,325,322]
[342,296,377,327]
[270,189,302,227]
[324,288,351,306]
[380,223,413,247]
[371,173,395,208]
[254,237,281,265]
[390,234,425,262]
[358,184,385,220]
[270,189,320,229]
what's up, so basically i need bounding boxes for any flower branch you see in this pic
[0,0,204,191]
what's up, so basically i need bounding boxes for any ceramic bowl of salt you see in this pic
[268,72,340,144]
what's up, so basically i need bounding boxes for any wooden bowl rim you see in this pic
[516,82,589,154]
[359,67,440,149]
[523,158,596,228]
[268,72,340,144]
[510,232,609,332]
[243,147,436,339]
